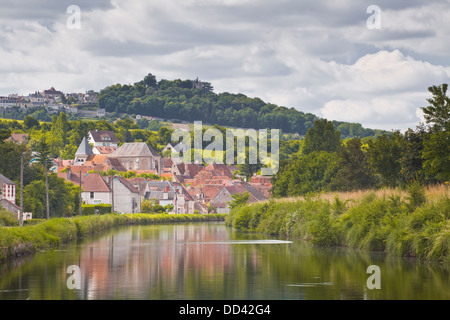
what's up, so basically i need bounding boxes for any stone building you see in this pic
[108,142,162,175]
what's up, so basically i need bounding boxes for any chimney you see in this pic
[66,167,71,180]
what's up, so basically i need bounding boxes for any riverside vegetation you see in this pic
[226,183,450,262]
[0,213,226,263]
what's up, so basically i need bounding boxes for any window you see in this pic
[90,192,94,199]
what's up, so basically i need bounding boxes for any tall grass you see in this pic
[226,184,450,262]
[0,213,226,263]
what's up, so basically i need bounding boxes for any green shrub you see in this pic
[81,204,112,215]
[0,209,19,227]
[24,219,46,226]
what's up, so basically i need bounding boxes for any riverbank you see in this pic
[226,185,450,262]
[0,213,226,264]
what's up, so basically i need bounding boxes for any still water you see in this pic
[0,222,448,300]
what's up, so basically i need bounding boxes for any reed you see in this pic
[227,185,450,262]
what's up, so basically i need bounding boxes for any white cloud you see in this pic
[0,0,449,132]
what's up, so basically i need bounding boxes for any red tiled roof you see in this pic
[89,130,119,143]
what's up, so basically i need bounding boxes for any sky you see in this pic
[1,0,449,132]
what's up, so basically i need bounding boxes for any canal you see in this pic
[0,222,448,300]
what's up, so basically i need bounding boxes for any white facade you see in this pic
[81,191,111,205]
[111,179,140,214]
[2,183,15,203]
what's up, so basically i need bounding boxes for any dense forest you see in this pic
[97,73,386,138]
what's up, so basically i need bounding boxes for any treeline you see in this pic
[97,73,385,137]
[271,84,450,197]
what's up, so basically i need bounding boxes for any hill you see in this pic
[97,73,388,138]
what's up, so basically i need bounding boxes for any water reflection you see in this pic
[0,222,448,300]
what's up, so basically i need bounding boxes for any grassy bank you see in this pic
[226,184,450,262]
[0,213,226,264]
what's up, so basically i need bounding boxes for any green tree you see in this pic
[302,119,341,155]
[272,151,339,197]
[229,192,250,209]
[366,132,403,187]
[420,84,450,182]
[23,116,40,130]
[422,130,450,182]
[329,137,375,191]
[421,84,450,132]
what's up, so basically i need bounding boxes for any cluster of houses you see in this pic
[0,130,272,218]
[0,87,98,115]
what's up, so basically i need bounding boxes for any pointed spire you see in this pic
[75,136,93,156]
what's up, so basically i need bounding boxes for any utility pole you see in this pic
[111,176,115,213]
[45,158,50,220]
[19,152,24,227]
[79,170,82,216]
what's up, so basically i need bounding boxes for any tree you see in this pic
[23,116,40,130]
[399,127,426,184]
[329,138,375,191]
[272,151,339,197]
[366,132,403,187]
[422,130,450,182]
[33,137,52,219]
[0,129,10,142]
[143,73,157,88]
[302,119,341,155]
[420,84,450,182]
[229,192,250,209]
[421,84,450,132]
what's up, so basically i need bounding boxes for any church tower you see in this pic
[74,136,93,163]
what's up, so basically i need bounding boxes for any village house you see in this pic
[108,176,141,213]
[0,173,16,204]
[108,142,162,175]
[209,182,268,214]
[41,87,63,99]
[89,130,118,148]
[143,180,206,214]
[88,131,118,154]
[7,133,29,144]
[0,173,32,220]
[58,168,140,213]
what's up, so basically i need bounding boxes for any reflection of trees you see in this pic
[0,224,449,300]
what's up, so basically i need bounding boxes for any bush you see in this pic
[24,219,46,226]
[0,209,19,227]
[81,204,112,215]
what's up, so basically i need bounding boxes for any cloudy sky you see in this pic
[1,0,449,131]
